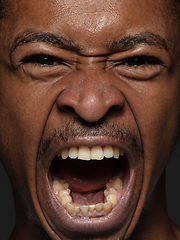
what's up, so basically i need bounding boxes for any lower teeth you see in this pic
[53,176,123,217]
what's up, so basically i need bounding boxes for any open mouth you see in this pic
[36,128,143,239]
[36,119,143,238]
[49,145,130,218]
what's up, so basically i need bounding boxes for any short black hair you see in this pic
[0,0,5,19]
[172,0,180,17]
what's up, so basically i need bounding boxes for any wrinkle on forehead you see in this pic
[1,0,179,57]
[51,0,120,34]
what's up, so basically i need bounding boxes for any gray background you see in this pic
[0,139,180,239]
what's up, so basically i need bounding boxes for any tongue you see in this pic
[59,158,116,192]
[71,190,105,205]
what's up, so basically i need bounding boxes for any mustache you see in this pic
[38,120,144,160]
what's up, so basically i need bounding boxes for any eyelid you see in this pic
[21,54,70,67]
[109,55,166,81]
[114,55,165,68]
[10,42,77,69]
[113,65,162,81]
[108,44,170,68]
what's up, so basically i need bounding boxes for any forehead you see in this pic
[1,0,179,55]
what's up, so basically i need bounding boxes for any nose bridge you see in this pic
[77,69,107,120]
[56,64,125,122]
[79,63,104,100]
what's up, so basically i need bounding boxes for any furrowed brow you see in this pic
[108,31,168,52]
[10,30,76,54]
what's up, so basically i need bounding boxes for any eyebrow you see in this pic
[10,30,77,54]
[108,31,168,52]
[10,29,168,56]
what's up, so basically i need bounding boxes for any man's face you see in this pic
[0,0,180,239]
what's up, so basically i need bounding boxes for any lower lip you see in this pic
[36,156,139,238]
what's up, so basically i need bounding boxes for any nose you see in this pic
[56,72,125,122]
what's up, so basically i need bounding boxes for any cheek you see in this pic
[128,78,180,190]
[0,78,58,224]
[0,77,52,192]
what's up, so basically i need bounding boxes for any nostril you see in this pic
[60,105,76,114]
[56,84,125,123]
[109,105,123,112]
[105,105,124,117]
[60,104,122,116]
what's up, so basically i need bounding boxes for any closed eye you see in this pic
[112,56,166,80]
[116,56,163,68]
[22,54,68,67]
[19,53,72,81]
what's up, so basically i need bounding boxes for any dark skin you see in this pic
[0,0,180,239]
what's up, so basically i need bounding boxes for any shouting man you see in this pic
[0,0,180,239]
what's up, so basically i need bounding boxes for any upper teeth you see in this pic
[57,145,124,161]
